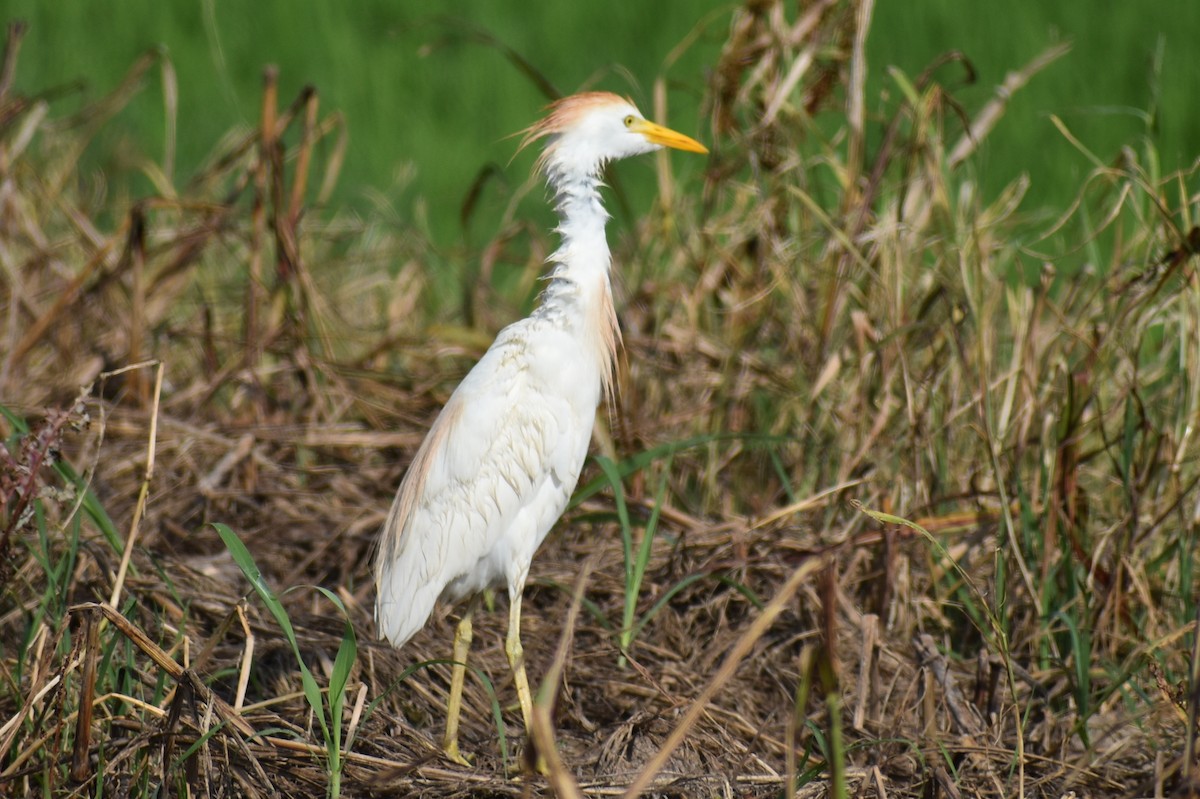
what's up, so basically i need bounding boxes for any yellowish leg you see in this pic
[442,608,473,766]
[505,590,548,774]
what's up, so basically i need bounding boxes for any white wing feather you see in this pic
[374,321,597,647]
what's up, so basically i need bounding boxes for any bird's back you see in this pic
[374,318,602,646]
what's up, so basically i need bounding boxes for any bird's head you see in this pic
[520,92,708,181]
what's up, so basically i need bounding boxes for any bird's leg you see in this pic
[505,588,549,774]
[504,591,534,735]
[442,605,474,766]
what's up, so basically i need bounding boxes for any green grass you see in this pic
[3,0,716,240]
[2,2,1200,795]
[5,1,1198,245]
[214,523,358,798]
[870,1,1199,208]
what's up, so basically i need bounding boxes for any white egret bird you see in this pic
[374,92,707,764]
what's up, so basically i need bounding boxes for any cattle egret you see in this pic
[375,92,707,765]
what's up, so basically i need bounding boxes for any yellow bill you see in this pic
[630,118,709,154]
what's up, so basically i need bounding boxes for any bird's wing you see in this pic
[373,334,584,646]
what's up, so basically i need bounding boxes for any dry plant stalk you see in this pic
[1,1,1197,797]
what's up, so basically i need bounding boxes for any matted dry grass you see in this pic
[3,3,1199,797]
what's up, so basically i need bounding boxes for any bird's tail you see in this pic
[374,564,440,647]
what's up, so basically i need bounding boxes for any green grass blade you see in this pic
[631,571,712,641]
[592,456,633,586]
[212,523,333,746]
[622,462,669,651]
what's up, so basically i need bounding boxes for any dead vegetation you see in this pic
[3,2,1200,797]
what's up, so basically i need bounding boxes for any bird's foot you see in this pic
[442,740,473,768]
[513,755,550,778]
[520,741,549,776]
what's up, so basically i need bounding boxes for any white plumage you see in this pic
[374,92,707,766]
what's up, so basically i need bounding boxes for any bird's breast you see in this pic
[503,320,605,411]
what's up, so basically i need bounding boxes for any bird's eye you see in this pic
[623,115,635,128]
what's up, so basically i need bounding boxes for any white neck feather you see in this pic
[534,161,620,396]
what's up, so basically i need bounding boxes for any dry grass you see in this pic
[3,3,1200,797]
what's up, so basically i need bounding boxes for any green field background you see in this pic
[5,0,1199,244]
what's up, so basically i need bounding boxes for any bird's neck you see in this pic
[537,169,620,396]
[547,170,611,283]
